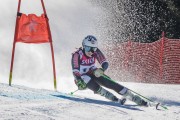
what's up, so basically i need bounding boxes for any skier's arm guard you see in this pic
[71,52,81,80]
[95,49,109,71]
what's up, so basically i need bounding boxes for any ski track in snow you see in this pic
[0,83,179,120]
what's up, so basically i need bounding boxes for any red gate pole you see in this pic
[41,0,57,90]
[9,0,21,86]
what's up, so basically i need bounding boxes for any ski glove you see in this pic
[94,68,104,77]
[76,79,87,90]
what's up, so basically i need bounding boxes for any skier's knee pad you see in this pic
[96,87,116,101]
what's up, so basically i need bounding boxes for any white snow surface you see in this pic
[0,82,179,120]
[0,0,179,120]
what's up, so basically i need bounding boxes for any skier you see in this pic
[71,35,147,106]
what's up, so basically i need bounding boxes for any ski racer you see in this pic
[71,35,147,106]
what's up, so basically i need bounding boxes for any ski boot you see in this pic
[96,87,126,105]
[132,95,148,106]
[122,89,148,106]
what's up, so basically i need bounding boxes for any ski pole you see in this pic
[128,89,155,102]
[102,74,168,110]
[70,89,79,95]
[102,74,116,83]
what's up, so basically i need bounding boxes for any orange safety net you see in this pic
[16,13,50,43]
[106,38,180,84]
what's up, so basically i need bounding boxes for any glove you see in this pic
[75,79,87,90]
[93,68,104,77]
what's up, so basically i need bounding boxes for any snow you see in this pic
[0,0,179,119]
[0,82,179,120]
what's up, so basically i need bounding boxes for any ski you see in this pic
[60,91,167,111]
[140,99,168,111]
[102,74,168,110]
[156,103,160,110]
[149,102,167,110]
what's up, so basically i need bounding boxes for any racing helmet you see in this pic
[82,35,98,52]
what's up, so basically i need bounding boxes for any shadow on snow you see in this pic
[150,97,180,107]
[52,94,143,111]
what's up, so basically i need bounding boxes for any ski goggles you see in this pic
[84,46,97,53]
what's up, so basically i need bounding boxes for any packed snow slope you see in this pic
[0,83,179,120]
[0,1,179,120]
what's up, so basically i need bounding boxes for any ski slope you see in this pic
[0,0,179,120]
[0,82,179,120]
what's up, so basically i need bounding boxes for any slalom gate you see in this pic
[9,0,57,90]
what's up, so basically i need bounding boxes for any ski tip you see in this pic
[156,103,168,110]
[156,103,160,110]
